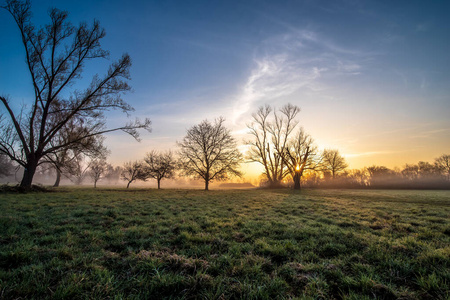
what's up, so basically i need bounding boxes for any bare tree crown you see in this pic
[178,117,243,190]
[0,0,151,187]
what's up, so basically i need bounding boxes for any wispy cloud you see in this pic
[231,28,368,124]
[232,53,325,124]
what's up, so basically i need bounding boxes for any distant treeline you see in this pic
[299,160,450,190]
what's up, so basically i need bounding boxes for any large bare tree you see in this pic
[246,104,300,187]
[178,118,243,191]
[283,128,319,189]
[321,149,348,179]
[0,0,150,188]
[143,150,176,189]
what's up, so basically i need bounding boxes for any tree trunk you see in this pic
[20,161,37,188]
[268,179,282,188]
[94,179,97,188]
[205,180,209,191]
[157,179,161,189]
[53,168,61,187]
[127,180,131,188]
[293,172,301,190]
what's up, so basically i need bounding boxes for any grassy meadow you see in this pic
[0,188,449,299]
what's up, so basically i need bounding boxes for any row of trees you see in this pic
[88,105,346,190]
[118,118,243,190]
[121,151,175,188]
[246,104,350,189]
[1,113,449,190]
[0,117,242,190]
[301,156,450,189]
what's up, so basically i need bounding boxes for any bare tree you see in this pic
[347,169,369,186]
[47,148,80,187]
[282,128,319,189]
[246,104,300,187]
[435,154,450,181]
[366,166,396,186]
[417,161,439,178]
[178,118,243,191]
[0,1,151,188]
[321,149,348,179]
[89,160,109,188]
[121,161,147,188]
[143,150,176,189]
[402,164,419,181]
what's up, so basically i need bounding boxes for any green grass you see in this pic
[0,188,449,299]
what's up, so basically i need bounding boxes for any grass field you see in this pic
[0,188,449,299]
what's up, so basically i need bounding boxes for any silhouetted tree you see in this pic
[347,169,369,187]
[321,149,348,179]
[435,154,450,181]
[366,166,397,187]
[143,150,175,189]
[0,1,150,188]
[283,128,319,189]
[89,160,108,188]
[246,104,300,187]
[417,161,439,178]
[121,161,147,188]
[47,148,80,187]
[178,118,243,191]
[401,164,420,181]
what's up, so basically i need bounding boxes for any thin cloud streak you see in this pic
[232,54,324,124]
[231,28,369,125]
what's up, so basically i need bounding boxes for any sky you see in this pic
[1,0,449,179]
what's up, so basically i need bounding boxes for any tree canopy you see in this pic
[178,118,243,190]
[0,0,150,188]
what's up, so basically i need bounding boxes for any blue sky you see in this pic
[1,0,449,176]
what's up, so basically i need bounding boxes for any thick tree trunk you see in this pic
[20,161,37,188]
[94,180,97,188]
[157,179,161,189]
[205,180,209,191]
[293,172,301,190]
[53,168,61,187]
[127,181,131,188]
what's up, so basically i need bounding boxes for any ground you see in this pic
[0,188,449,299]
